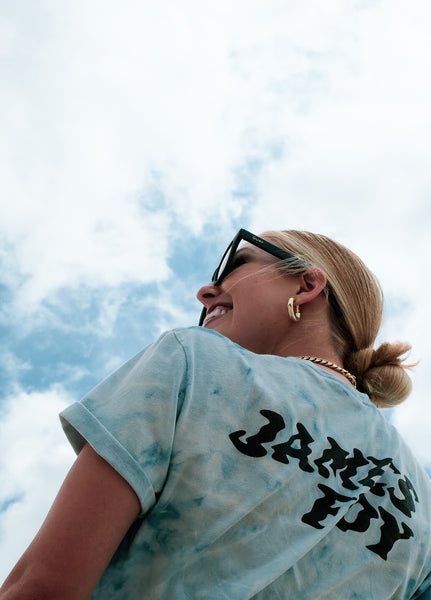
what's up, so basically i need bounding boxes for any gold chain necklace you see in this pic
[297,356,357,388]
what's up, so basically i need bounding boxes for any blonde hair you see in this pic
[265,230,414,408]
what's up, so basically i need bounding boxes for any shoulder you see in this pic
[115,327,244,383]
[169,326,235,347]
[161,326,244,360]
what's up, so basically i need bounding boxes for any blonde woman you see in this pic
[1,229,430,599]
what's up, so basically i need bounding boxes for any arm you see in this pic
[0,443,141,600]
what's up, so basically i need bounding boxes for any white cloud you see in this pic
[4,0,429,324]
[0,387,75,582]
[392,369,431,468]
[0,1,248,318]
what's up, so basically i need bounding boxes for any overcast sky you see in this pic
[1,0,430,582]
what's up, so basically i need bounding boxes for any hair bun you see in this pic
[346,342,415,408]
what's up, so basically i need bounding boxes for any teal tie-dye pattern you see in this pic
[60,327,431,599]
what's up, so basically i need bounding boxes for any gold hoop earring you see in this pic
[287,297,301,322]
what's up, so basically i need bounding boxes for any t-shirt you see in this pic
[60,327,431,599]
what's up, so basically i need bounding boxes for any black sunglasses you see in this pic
[198,229,297,326]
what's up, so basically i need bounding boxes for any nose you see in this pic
[196,282,221,308]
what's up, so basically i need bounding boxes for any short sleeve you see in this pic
[413,574,431,600]
[59,330,188,514]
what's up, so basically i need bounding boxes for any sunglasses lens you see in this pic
[213,241,234,284]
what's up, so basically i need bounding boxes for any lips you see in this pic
[203,303,233,327]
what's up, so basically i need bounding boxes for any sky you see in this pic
[1,0,431,582]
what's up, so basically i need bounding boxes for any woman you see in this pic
[1,228,430,599]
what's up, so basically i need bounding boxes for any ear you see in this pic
[295,268,327,305]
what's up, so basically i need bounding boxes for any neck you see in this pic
[279,304,345,371]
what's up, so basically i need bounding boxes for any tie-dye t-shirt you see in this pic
[60,327,431,600]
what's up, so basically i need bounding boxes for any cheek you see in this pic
[234,292,286,329]
[226,268,290,316]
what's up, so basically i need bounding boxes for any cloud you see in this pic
[392,371,431,467]
[0,386,75,581]
[0,2,245,322]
